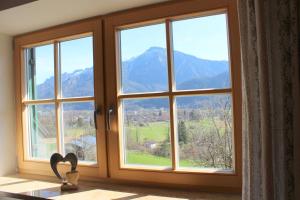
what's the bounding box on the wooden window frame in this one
[104,0,242,192]
[116,13,234,172]
[14,19,108,178]
[14,0,242,192]
[23,34,95,162]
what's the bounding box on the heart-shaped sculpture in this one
[50,153,78,180]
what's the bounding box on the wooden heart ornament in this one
[50,153,78,180]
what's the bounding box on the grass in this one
[126,122,169,142]
[41,119,227,167]
[126,151,171,166]
[125,119,227,144]
[126,151,198,167]
[64,127,95,137]
[124,119,229,168]
[63,118,226,143]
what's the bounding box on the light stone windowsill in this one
[0,174,241,200]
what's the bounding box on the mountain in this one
[37,68,94,99]
[177,71,230,90]
[121,47,229,93]
[36,47,230,108]
[61,68,94,98]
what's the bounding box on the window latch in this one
[94,108,101,130]
[106,106,114,132]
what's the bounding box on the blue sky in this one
[121,13,229,61]
[33,14,229,85]
[35,37,93,84]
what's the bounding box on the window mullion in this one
[54,42,63,155]
[166,19,178,170]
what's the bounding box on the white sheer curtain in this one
[238,0,300,199]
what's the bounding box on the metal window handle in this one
[106,106,114,132]
[94,108,101,130]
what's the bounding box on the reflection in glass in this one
[120,24,168,94]
[122,98,171,167]
[175,95,233,170]
[172,14,231,90]
[28,104,56,159]
[62,102,97,162]
[60,37,94,98]
[26,44,54,100]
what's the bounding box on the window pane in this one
[120,24,168,94]
[122,98,171,167]
[60,37,94,98]
[175,95,233,170]
[28,104,56,159]
[26,44,54,100]
[172,14,231,91]
[62,102,97,162]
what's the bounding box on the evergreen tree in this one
[178,121,188,144]
[158,110,162,117]
[189,110,196,120]
[77,117,84,127]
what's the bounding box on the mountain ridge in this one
[36,47,230,108]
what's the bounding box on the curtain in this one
[238,0,300,199]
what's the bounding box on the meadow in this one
[124,118,230,168]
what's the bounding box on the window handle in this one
[106,106,114,132]
[94,108,101,130]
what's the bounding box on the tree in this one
[178,121,187,144]
[158,110,162,117]
[179,96,233,169]
[189,110,196,120]
[153,133,170,157]
[77,117,84,127]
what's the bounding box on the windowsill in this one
[0,173,241,200]
[121,164,235,174]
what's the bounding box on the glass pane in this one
[60,36,94,98]
[172,14,231,90]
[62,102,97,162]
[28,104,56,159]
[26,44,54,100]
[175,95,233,170]
[122,98,171,167]
[120,24,168,94]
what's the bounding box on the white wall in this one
[0,0,168,35]
[0,34,16,175]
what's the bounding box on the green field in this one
[126,151,198,167]
[126,119,226,143]
[126,122,169,142]
[125,120,208,167]
[37,119,228,168]
[64,127,94,137]
[124,118,229,168]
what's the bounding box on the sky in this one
[121,13,229,61]
[34,37,93,84]
[32,13,229,85]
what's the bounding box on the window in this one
[104,0,241,190]
[24,36,97,162]
[117,13,234,171]
[15,0,241,191]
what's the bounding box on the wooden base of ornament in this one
[61,182,78,191]
[60,171,80,191]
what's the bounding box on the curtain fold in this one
[238,0,300,199]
